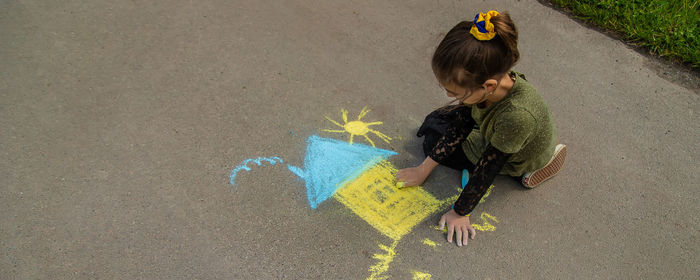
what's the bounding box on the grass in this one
[548,0,700,68]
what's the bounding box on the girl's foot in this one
[521,144,567,188]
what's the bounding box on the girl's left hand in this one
[439,209,476,247]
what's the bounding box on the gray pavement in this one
[2,0,698,279]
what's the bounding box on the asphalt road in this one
[2,0,698,279]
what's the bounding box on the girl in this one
[396,11,567,247]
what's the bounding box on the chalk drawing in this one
[334,160,450,240]
[287,135,397,209]
[411,271,432,280]
[422,238,440,249]
[229,107,504,279]
[323,106,392,148]
[286,133,437,279]
[229,157,284,187]
[470,212,499,232]
[367,240,399,280]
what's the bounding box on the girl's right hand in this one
[396,166,430,187]
[396,156,439,187]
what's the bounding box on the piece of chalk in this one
[461,169,469,189]
[396,181,406,189]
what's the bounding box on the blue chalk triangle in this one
[288,135,397,209]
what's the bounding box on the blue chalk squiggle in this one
[230,156,284,187]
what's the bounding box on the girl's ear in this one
[483,79,499,93]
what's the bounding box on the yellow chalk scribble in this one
[471,212,500,232]
[411,270,432,280]
[323,107,391,148]
[422,238,440,249]
[334,160,445,240]
[367,240,399,280]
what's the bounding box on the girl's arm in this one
[398,108,474,187]
[440,144,511,246]
[453,144,511,215]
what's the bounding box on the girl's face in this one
[441,82,488,105]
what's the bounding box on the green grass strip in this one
[549,0,700,68]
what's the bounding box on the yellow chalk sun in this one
[323,107,391,148]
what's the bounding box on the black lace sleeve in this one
[453,145,512,216]
[425,108,475,162]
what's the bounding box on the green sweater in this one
[462,72,557,176]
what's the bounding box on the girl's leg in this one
[421,123,475,172]
[521,144,567,188]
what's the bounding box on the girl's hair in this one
[432,12,519,90]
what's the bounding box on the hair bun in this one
[470,10,500,41]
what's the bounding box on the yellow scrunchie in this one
[470,10,500,41]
